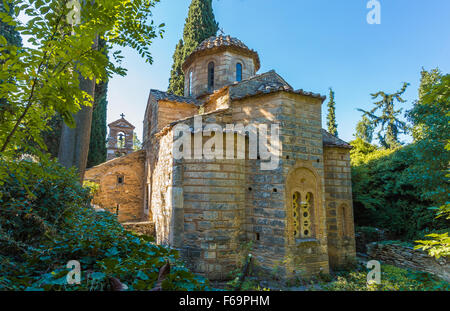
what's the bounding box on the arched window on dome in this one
[188,71,193,96]
[236,63,242,82]
[208,62,214,91]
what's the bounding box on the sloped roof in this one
[183,35,261,72]
[108,117,135,129]
[229,70,326,101]
[321,129,352,149]
[149,89,200,106]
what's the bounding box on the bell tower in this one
[107,114,135,160]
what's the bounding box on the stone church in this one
[85,35,356,280]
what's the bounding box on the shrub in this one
[0,158,209,291]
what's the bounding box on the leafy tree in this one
[358,83,409,149]
[355,115,374,143]
[411,68,443,141]
[167,39,185,96]
[0,0,164,180]
[167,0,218,96]
[133,133,142,151]
[326,88,338,137]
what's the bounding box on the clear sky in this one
[107,0,450,144]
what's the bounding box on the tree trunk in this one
[58,36,98,182]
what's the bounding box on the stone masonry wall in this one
[323,146,356,269]
[367,242,450,282]
[84,150,146,222]
[279,92,329,277]
[185,51,255,98]
[148,128,174,245]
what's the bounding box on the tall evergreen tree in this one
[326,88,338,137]
[87,38,108,168]
[355,115,374,143]
[167,0,219,96]
[411,67,443,141]
[358,82,409,149]
[167,39,185,95]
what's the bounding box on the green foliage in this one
[354,115,375,143]
[323,264,449,291]
[0,157,210,291]
[412,68,443,141]
[350,140,448,239]
[133,133,142,151]
[326,88,338,137]
[0,0,164,161]
[358,82,409,149]
[167,0,218,96]
[0,1,21,47]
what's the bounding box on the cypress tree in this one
[326,88,338,137]
[167,40,185,96]
[167,0,219,96]
[87,71,108,167]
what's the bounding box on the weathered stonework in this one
[84,150,146,222]
[86,35,356,281]
[106,116,135,160]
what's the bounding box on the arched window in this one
[292,191,314,238]
[236,63,242,82]
[116,132,126,148]
[188,71,193,96]
[207,62,214,91]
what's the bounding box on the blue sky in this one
[107,0,450,143]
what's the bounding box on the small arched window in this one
[236,63,242,82]
[292,192,314,238]
[188,71,193,96]
[116,132,126,148]
[207,62,214,91]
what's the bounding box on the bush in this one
[0,158,209,291]
[350,140,449,240]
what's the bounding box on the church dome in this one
[182,35,260,73]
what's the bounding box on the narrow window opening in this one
[188,71,193,96]
[255,233,260,241]
[208,62,214,91]
[117,175,124,184]
[273,188,277,193]
[116,204,120,215]
[236,63,242,82]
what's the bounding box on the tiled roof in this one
[149,89,200,106]
[229,70,326,101]
[322,129,352,149]
[183,35,260,72]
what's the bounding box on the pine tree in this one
[167,0,218,96]
[358,82,409,149]
[326,88,338,137]
[355,115,374,143]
